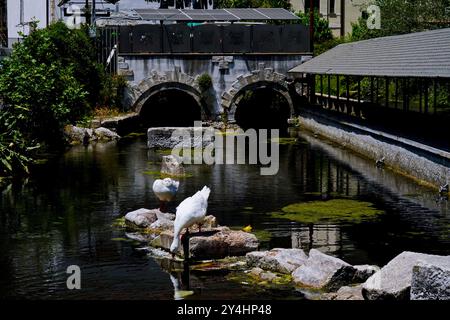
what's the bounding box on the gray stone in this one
[410,262,450,300]
[147,127,215,149]
[151,227,259,259]
[362,251,450,300]
[246,248,308,274]
[93,127,120,141]
[64,125,91,143]
[322,285,364,300]
[292,249,357,291]
[161,155,185,176]
[124,208,158,228]
[353,264,380,283]
[260,271,277,282]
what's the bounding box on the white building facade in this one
[290,0,369,37]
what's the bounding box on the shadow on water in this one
[0,129,448,299]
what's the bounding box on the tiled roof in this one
[289,28,450,78]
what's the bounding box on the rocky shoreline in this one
[122,208,450,300]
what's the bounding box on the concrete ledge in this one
[297,113,450,190]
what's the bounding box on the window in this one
[330,0,336,14]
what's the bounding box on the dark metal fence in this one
[97,27,119,74]
[117,23,310,54]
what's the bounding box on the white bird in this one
[170,186,211,256]
[153,178,180,212]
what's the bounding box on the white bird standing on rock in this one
[153,178,180,212]
[170,186,211,256]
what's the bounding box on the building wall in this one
[291,0,368,37]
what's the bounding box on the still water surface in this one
[0,130,449,299]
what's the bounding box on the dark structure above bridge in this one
[117,23,310,55]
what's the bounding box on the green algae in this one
[226,270,293,288]
[111,217,126,228]
[270,137,298,145]
[251,229,273,242]
[142,170,193,178]
[270,199,384,224]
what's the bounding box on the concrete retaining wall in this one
[297,114,450,190]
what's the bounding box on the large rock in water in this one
[147,127,215,149]
[362,251,450,300]
[151,227,259,260]
[410,262,450,300]
[246,248,308,274]
[161,155,185,176]
[292,249,357,291]
[124,208,158,228]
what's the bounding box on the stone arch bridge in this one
[122,57,309,123]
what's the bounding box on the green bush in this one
[99,74,128,111]
[0,109,39,176]
[197,73,213,92]
[0,21,110,176]
[0,21,102,148]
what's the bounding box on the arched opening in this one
[234,87,291,130]
[139,88,203,127]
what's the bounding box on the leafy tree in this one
[0,21,102,149]
[351,0,450,41]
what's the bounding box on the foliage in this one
[351,0,450,41]
[296,10,332,44]
[314,36,348,56]
[0,21,118,176]
[98,74,127,111]
[197,73,213,92]
[0,109,39,176]
[0,21,102,149]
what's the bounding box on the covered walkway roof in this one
[289,28,450,78]
[134,8,300,22]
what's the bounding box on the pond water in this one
[0,129,449,299]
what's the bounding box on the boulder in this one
[124,208,158,228]
[410,262,450,300]
[93,127,120,141]
[64,125,120,143]
[362,251,450,300]
[147,127,215,149]
[151,227,259,260]
[246,248,308,274]
[292,249,357,291]
[322,285,364,300]
[161,155,185,176]
[353,264,380,283]
[64,125,92,143]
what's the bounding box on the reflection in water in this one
[0,129,449,299]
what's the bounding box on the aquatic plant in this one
[270,199,384,224]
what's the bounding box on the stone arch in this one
[131,67,210,119]
[221,65,294,122]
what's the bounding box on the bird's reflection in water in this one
[169,262,194,300]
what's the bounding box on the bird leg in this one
[198,223,202,233]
